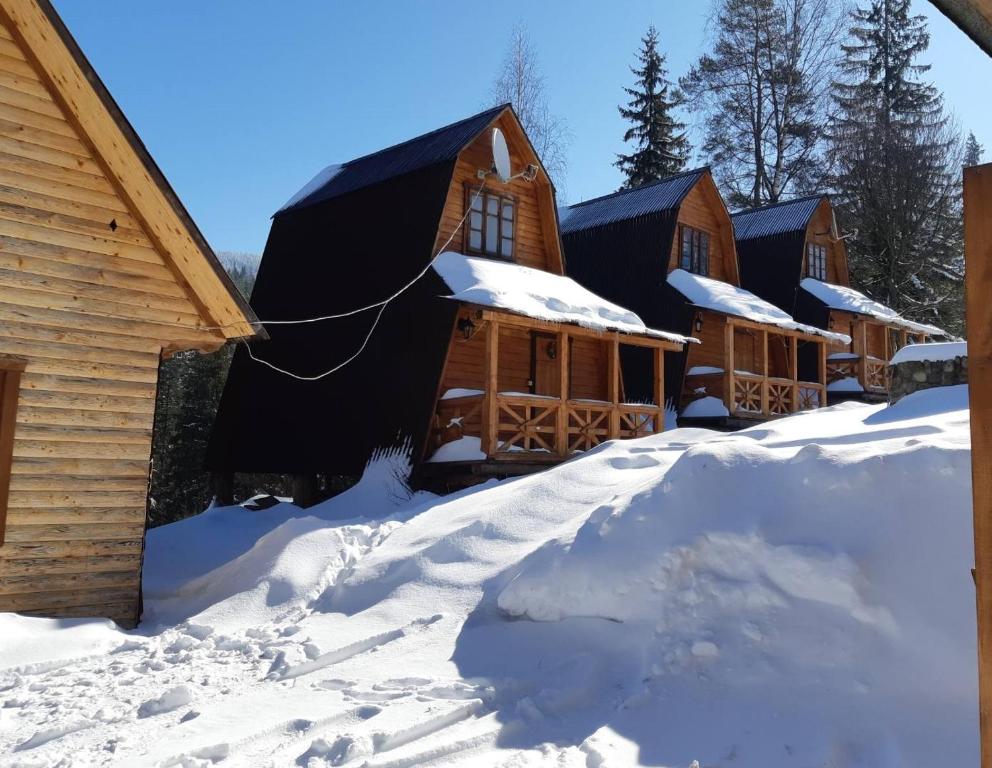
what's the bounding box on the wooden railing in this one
[826,355,888,393]
[432,392,663,459]
[731,373,824,418]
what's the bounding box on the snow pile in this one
[434,251,692,343]
[890,340,967,365]
[277,163,342,212]
[0,388,976,766]
[681,395,729,418]
[670,269,850,343]
[801,278,946,336]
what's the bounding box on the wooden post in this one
[761,330,769,416]
[900,329,908,349]
[556,330,570,456]
[790,335,799,412]
[965,162,992,768]
[653,347,664,432]
[725,320,736,415]
[819,340,828,407]
[607,336,620,439]
[860,320,869,390]
[291,474,318,509]
[482,319,499,456]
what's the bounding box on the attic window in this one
[679,225,710,276]
[465,187,515,260]
[0,357,25,547]
[806,242,827,281]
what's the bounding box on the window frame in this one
[806,242,827,281]
[463,184,516,261]
[0,356,25,547]
[679,224,711,276]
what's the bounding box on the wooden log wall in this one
[434,111,563,274]
[0,18,224,626]
[804,199,850,286]
[666,177,737,284]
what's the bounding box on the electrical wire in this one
[238,180,489,380]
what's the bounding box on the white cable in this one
[241,181,488,379]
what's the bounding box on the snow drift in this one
[0,387,977,767]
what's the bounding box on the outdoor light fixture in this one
[457,317,476,340]
[695,315,703,333]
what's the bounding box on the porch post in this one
[965,162,992,767]
[725,320,736,415]
[900,329,908,348]
[761,330,769,416]
[860,320,869,390]
[482,319,499,456]
[556,330,570,456]
[819,339,828,407]
[607,335,620,439]
[653,346,664,432]
[790,335,799,412]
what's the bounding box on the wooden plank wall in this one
[434,111,560,274]
[683,311,726,370]
[438,310,611,403]
[805,199,850,286]
[0,19,223,626]
[667,180,736,283]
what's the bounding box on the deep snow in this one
[0,387,977,767]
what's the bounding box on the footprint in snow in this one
[609,454,661,470]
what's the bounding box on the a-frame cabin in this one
[560,170,850,427]
[733,195,945,400]
[0,0,259,626]
[208,106,687,494]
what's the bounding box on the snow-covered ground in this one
[0,387,977,767]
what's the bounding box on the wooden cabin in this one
[733,195,945,400]
[208,106,687,494]
[560,170,850,427]
[0,0,259,626]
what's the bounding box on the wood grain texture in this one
[965,162,992,768]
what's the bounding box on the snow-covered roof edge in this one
[433,252,694,345]
[668,270,851,345]
[800,278,946,337]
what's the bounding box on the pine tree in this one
[830,0,964,334]
[615,26,690,189]
[965,131,985,167]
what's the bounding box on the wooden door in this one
[531,332,561,397]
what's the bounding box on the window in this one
[806,242,827,280]
[679,225,710,275]
[0,357,24,546]
[466,187,515,260]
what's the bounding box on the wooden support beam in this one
[556,330,569,456]
[474,308,683,351]
[482,320,499,456]
[761,330,769,416]
[607,337,620,439]
[725,320,736,415]
[653,347,664,431]
[819,340,828,407]
[965,162,992,768]
[211,472,233,508]
[790,336,799,413]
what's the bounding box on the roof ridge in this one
[731,193,826,218]
[565,166,709,211]
[339,103,508,170]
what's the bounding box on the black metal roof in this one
[731,195,825,241]
[558,168,708,234]
[277,104,509,215]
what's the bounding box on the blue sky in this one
[53,0,992,255]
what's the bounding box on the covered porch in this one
[682,315,828,421]
[428,308,682,465]
[825,314,931,398]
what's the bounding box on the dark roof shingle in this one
[731,195,824,241]
[558,168,707,234]
[277,104,508,215]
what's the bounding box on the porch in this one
[825,314,931,397]
[681,316,828,421]
[427,309,680,463]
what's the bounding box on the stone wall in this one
[889,355,968,403]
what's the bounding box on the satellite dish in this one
[492,128,511,182]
